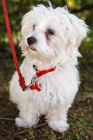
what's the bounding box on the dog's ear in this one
[66,14,89,48]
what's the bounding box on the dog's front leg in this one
[46,105,69,132]
[15,101,40,128]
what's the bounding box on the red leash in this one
[1,0,26,90]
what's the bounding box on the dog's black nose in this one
[27,37,36,45]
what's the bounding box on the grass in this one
[0,43,93,140]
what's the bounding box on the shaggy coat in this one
[9,4,88,132]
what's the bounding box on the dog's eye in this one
[33,24,35,30]
[47,29,55,35]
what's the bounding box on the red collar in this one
[26,65,56,92]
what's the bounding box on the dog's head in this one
[20,4,89,65]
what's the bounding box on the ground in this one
[0,44,93,140]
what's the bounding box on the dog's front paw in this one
[15,117,26,127]
[15,117,38,128]
[48,121,69,132]
[15,117,33,128]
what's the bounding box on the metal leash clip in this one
[25,76,38,90]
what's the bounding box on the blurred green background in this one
[0,0,93,46]
[0,0,93,140]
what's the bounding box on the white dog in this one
[9,3,88,132]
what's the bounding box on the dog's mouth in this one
[29,46,37,51]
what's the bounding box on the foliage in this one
[0,0,93,44]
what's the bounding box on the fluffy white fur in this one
[9,4,88,132]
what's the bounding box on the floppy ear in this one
[66,14,89,48]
